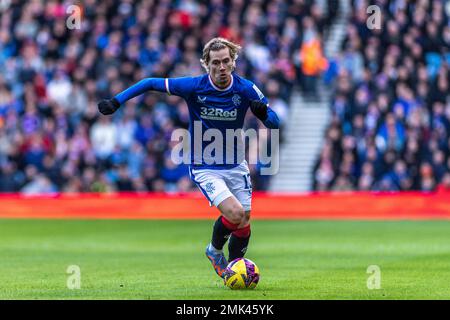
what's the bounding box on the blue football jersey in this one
[114,73,279,169]
[166,73,270,169]
[165,73,267,169]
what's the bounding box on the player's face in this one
[208,48,234,88]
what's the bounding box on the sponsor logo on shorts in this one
[205,182,216,195]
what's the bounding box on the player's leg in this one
[212,195,245,251]
[204,195,246,278]
[189,167,237,278]
[225,161,253,262]
[228,210,251,262]
[206,192,245,278]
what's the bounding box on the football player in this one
[98,37,280,278]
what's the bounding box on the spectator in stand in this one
[0,0,338,194]
[314,0,450,193]
[297,17,329,100]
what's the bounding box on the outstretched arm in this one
[115,78,167,105]
[98,77,195,115]
[98,78,167,115]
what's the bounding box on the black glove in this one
[98,98,120,115]
[250,100,268,121]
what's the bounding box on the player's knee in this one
[226,205,245,225]
[244,211,250,222]
[239,211,250,228]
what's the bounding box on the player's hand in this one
[250,100,268,121]
[98,98,120,115]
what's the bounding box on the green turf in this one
[0,219,449,299]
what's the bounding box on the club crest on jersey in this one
[197,96,207,104]
[232,94,241,106]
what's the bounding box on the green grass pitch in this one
[0,219,449,299]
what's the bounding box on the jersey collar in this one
[208,74,234,91]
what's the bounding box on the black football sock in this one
[228,225,251,262]
[211,216,238,251]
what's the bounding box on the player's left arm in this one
[248,84,280,129]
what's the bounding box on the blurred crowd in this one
[0,0,336,194]
[314,0,450,192]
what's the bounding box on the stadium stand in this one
[0,0,337,193]
[313,0,450,192]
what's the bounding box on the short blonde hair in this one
[200,37,242,72]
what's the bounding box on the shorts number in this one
[242,174,252,190]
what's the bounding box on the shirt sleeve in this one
[114,78,166,105]
[248,82,269,105]
[114,77,197,105]
[263,108,280,129]
[167,77,197,99]
[247,82,280,129]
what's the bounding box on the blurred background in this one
[0,0,449,195]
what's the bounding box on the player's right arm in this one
[98,77,196,115]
